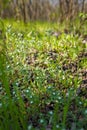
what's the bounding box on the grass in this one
[0,17,87,130]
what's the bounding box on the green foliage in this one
[0,19,27,130]
[0,19,87,130]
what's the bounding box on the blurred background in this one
[0,0,87,23]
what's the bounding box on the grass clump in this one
[0,19,27,130]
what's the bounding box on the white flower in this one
[30,101,33,104]
[26,89,29,93]
[58,96,62,100]
[79,101,82,105]
[30,95,33,99]
[53,92,56,95]
[6,65,10,69]
[13,91,15,95]
[40,119,44,123]
[16,82,19,86]
[48,86,51,89]
[49,111,53,115]
[56,125,59,128]
[62,76,65,79]
[66,92,69,97]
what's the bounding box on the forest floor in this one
[0,20,87,130]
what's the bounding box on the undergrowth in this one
[0,15,87,130]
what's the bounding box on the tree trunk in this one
[82,0,85,12]
[22,0,26,23]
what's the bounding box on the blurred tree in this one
[81,0,85,12]
[22,0,26,23]
[0,0,10,17]
[59,0,80,21]
[28,0,32,20]
[0,0,87,22]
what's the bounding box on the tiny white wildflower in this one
[16,62,19,65]
[58,96,62,100]
[26,90,29,93]
[30,95,32,98]
[56,125,59,128]
[62,76,65,79]
[49,111,53,115]
[30,101,33,104]
[13,91,15,95]
[6,65,10,69]
[79,101,82,105]
[16,82,19,86]
[66,92,69,97]
[40,119,44,123]
[53,92,56,95]
[48,86,51,89]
